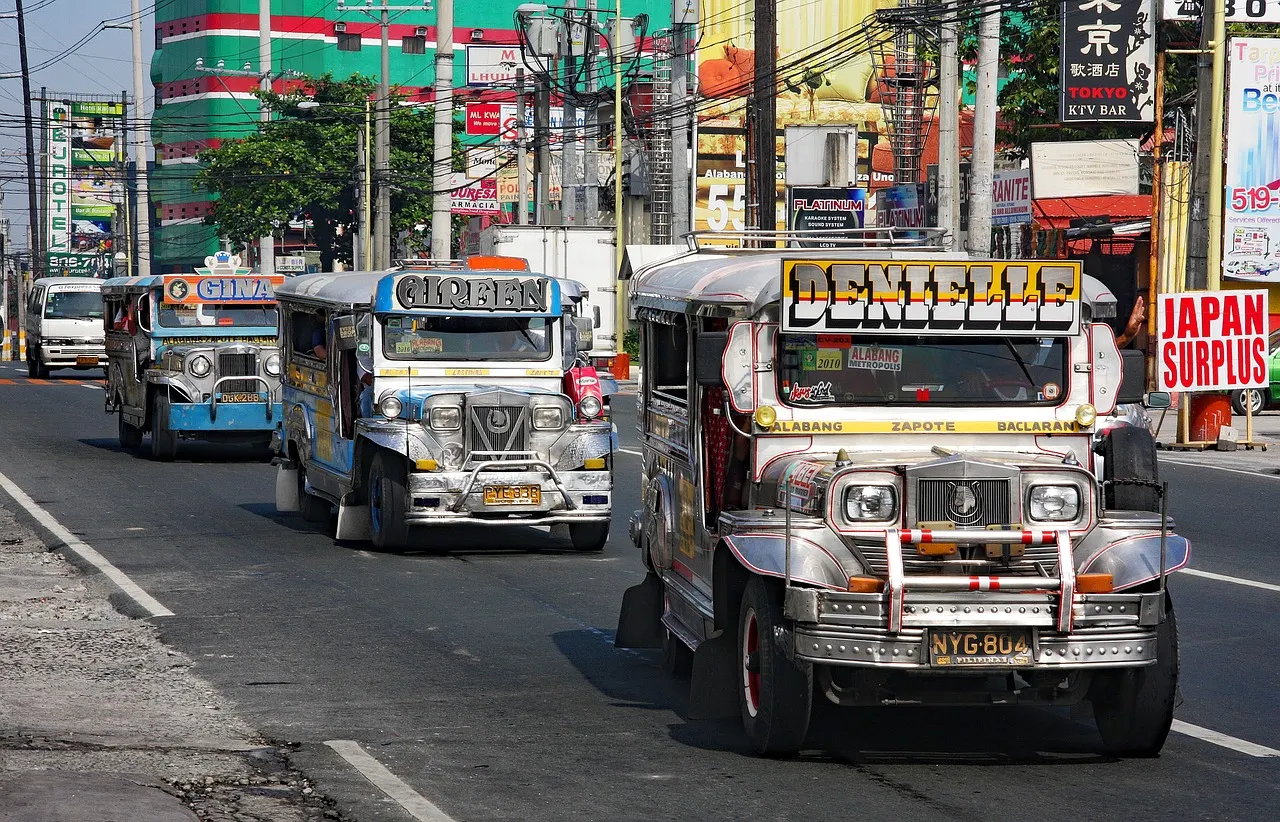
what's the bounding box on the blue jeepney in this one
[272,259,616,551]
[102,253,284,460]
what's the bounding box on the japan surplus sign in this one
[1157,291,1269,392]
[1060,0,1156,123]
[1223,38,1280,282]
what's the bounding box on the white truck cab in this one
[25,277,108,377]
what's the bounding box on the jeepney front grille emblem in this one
[467,404,528,455]
[918,479,1009,528]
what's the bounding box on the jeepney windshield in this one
[381,314,553,361]
[156,301,278,329]
[777,333,1068,407]
[44,290,104,321]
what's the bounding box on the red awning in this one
[1033,194,1152,229]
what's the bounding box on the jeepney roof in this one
[102,274,166,295]
[34,276,104,289]
[274,269,589,311]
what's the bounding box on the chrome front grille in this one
[466,404,528,457]
[917,479,1011,528]
[218,351,258,393]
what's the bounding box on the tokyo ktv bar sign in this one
[1059,0,1156,124]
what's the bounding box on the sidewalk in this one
[1153,407,1280,476]
[0,500,341,820]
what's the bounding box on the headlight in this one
[844,485,897,522]
[264,353,281,376]
[578,395,602,420]
[1027,485,1080,522]
[379,395,403,420]
[533,406,565,430]
[429,405,462,430]
[188,355,211,377]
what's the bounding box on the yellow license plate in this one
[483,485,542,505]
[76,355,98,365]
[930,629,1032,667]
[221,392,262,403]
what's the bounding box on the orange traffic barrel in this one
[1189,393,1232,442]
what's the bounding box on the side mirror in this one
[1118,348,1146,404]
[593,304,601,329]
[1143,391,1171,409]
[695,331,729,387]
[573,316,594,350]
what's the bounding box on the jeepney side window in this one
[648,318,689,405]
[291,310,327,363]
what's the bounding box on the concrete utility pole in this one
[257,0,274,276]
[562,2,579,225]
[429,0,454,260]
[937,0,960,251]
[751,0,777,235]
[583,0,600,225]
[1206,0,1227,289]
[536,70,552,225]
[967,3,1000,256]
[517,68,531,225]
[14,0,40,285]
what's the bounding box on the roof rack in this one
[393,258,468,270]
[683,228,948,252]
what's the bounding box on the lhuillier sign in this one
[1157,291,1270,392]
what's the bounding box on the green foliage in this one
[623,327,640,360]
[197,74,464,269]
[959,4,1198,160]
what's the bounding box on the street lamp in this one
[296,100,374,270]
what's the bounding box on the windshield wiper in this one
[1002,340,1036,386]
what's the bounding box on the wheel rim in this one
[742,607,761,718]
[1251,390,1263,414]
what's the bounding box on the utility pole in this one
[583,0,599,225]
[562,3,580,225]
[751,0,777,236]
[1206,0,1227,289]
[968,3,1000,256]
[258,0,274,275]
[536,70,552,225]
[429,0,454,260]
[670,9,693,238]
[1185,2,1214,290]
[517,68,531,225]
[937,0,960,251]
[15,0,40,288]
[126,0,153,276]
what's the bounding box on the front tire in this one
[368,451,410,551]
[1102,425,1159,511]
[149,393,178,462]
[569,521,609,552]
[117,412,142,451]
[739,576,812,756]
[1091,595,1179,757]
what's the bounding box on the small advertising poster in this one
[875,184,925,229]
[1157,291,1270,392]
[1224,38,1280,282]
[1059,0,1156,124]
[991,169,1033,226]
[787,187,866,247]
[448,174,500,215]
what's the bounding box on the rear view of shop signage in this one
[1223,38,1280,282]
[781,259,1080,334]
[1060,0,1156,123]
[1157,291,1270,392]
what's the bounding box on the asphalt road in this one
[0,362,1277,821]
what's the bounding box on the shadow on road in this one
[79,438,273,464]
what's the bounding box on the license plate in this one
[220,392,262,403]
[76,355,98,365]
[483,485,542,505]
[930,629,1032,667]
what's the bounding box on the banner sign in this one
[466,103,502,136]
[1224,38,1280,281]
[70,100,125,118]
[387,274,558,315]
[1163,0,1280,23]
[449,175,500,215]
[780,259,1082,335]
[1157,291,1269,391]
[466,45,522,86]
[992,169,1033,226]
[875,184,925,229]
[787,187,866,246]
[46,251,107,277]
[45,100,72,256]
[925,162,971,231]
[163,275,284,305]
[1030,139,1140,198]
[1060,0,1156,123]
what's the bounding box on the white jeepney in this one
[616,232,1185,757]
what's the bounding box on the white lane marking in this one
[1172,720,1280,757]
[81,383,100,389]
[618,447,641,456]
[1159,457,1280,480]
[324,740,456,822]
[0,469,174,618]
[1181,567,1280,593]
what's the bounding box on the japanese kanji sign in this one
[1060,0,1156,124]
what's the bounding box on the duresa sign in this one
[1157,291,1270,392]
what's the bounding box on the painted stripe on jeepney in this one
[968,576,1001,591]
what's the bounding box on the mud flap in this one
[336,503,371,541]
[275,466,300,513]
[615,572,664,649]
[688,629,739,719]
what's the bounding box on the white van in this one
[25,277,108,378]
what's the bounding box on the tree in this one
[197,74,463,269]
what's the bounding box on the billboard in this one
[787,187,866,246]
[43,95,127,274]
[1030,139,1141,198]
[693,0,889,239]
[1224,38,1280,282]
[1162,0,1280,23]
[1157,292,1270,392]
[44,100,72,257]
[466,45,523,86]
[1059,0,1156,124]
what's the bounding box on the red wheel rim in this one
[743,608,760,717]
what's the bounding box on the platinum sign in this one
[45,100,72,255]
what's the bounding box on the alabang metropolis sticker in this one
[780,259,1081,335]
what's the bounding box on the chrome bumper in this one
[404,460,611,525]
[40,344,106,367]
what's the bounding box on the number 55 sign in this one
[1163,0,1280,22]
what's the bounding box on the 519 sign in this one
[1231,186,1279,211]
[1162,0,1280,23]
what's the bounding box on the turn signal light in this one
[583,457,606,470]
[846,576,885,593]
[754,405,777,430]
[1076,573,1114,593]
[414,459,439,471]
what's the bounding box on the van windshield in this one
[44,290,104,321]
[157,302,278,329]
[778,333,1068,407]
[382,315,552,361]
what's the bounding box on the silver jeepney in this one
[616,231,1184,757]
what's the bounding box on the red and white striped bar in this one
[901,529,1057,545]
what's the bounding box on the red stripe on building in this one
[158,139,222,161]
[158,14,519,44]
[159,75,313,101]
[161,201,215,221]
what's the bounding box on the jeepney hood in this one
[387,383,566,416]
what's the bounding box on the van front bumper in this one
[403,464,612,525]
[39,344,106,368]
[167,400,282,433]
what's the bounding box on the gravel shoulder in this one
[0,498,347,821]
